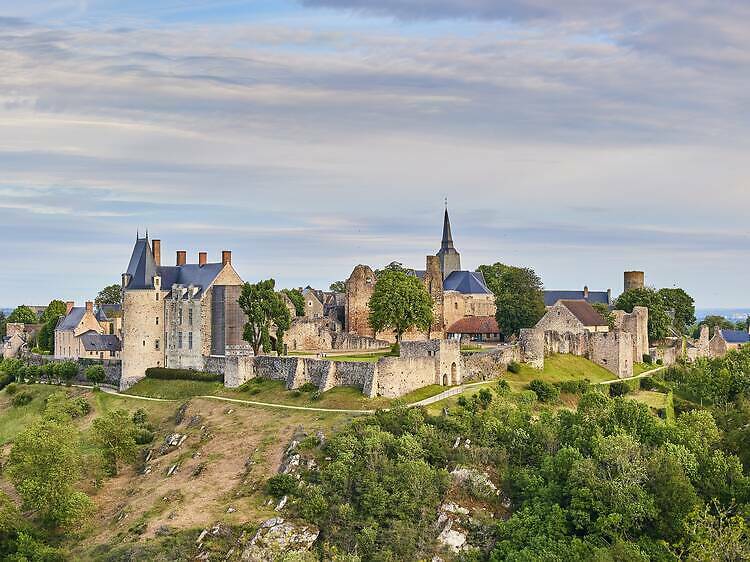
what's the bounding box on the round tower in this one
[624,271,645,291]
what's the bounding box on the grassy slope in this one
[508,354,618,385]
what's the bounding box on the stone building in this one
[446,316,501,342]
[2,324,31,359]
[54,301,120,359]
[536,300,610,334]
[709,328,750,357]
[302,287,324,319]
[120,236,246,388]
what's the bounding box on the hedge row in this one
[145,367,223,382]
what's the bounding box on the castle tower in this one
[424,255,445,338]
[624,271,645,291]
[437,206,461,280]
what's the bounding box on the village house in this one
[55,301,121,360]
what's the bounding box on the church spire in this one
[441,203,454,250]
[437,201,460,279]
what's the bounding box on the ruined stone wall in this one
[331,333,390,351]
[543,331,589,356]
[612,306,649,364]
[376,356,438,398]
[709,334,728,358]
[345,265,376,337]
[590,331,633,378]
[25,353,122,387]
[519,329,544,369]
[425,255,445,338]
[286,318,334,351]
[649,344,680,366]
[696,326,710,358]
[463,344,520,381]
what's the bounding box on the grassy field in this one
[630,390,669,409]
[123,378,225,400]
[633,363,654,376]
[507,354,617,385]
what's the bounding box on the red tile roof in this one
[446,316,500,335]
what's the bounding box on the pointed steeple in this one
[441,206,454,250]
[436,202,461,280]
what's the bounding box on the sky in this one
[1,1,749,308]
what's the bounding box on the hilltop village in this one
[3,208,746,398]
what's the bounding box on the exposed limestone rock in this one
[240,517,319,561]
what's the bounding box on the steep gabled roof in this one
[56,307,86,332]
[544,290,610,307]
[558,300,607,327]
[443,270,492,295]
[719,329,750,344]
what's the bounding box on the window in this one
[188,332,193,350]
[189,308,193,325]
[178,307,183,325]
[156,293,159,301]
[178,332,183,349]
[156,316,159,325]
[142,340,145,347]
[155,339,160,350]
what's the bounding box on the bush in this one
[299,383,317,393]
[389,342,400,357]
[44,392,90,419]
[656,359,663,365]
[310,390,322,401]
[84,365,106,386]
[609,381,631,397]
[556,379,590,395]
[515,390,537,406]
[507,361,521,374]
[477,388,493,409]
[266,473,297,498]
[496,379,511,395]
[145,367,222,383]
[290,390,303,398]
[132,409,148,425]
[12,391,33,407]
[528,379,559,403]
[57,361,79,385]
[4,382,18,395]
[0,373,15,392]
[134,428,155,445]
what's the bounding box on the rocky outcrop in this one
[240,517,319,561]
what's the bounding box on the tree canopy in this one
[7,305,37,325]
[658,288,697,335]
[281,288,305,317]
[329,280,346,293]
[615,287,673,341]
[239,279,292,355]
[479,262,546,338]
[37,300,68,352]
[95,283,122,306]
[92,409,139,476]
[0,311,6,339]
[368,269,433,342]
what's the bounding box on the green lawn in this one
[508,354,618,385]
[123,378,225,400]
[633,363,653,376]
[630,390,669,409]
[0,385,61,445]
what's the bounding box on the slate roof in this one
[443,270,492,295]
[80,331,122,352]
[558,300,608,327]
[446,316,500,335]
[544,290,611,307]
[56,307,86,332]
[719,329,750,344]
[124,237,226,298]
[98,304,122,319]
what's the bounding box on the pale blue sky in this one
[1,1,749,308]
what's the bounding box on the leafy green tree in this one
[56,361,78,385]
[368,269,433,343]
[41,300,66,324]
[658,288,696,335]
[485,264,546,338]
[374,261,411,278]
[281,288,305,317]
[678,502,750,561]
[239,279,292,355]
[7,306,37,325]
[693,315,736,338]
[95,284,122,306]
[0,311,7,339]
[84,365,106,387]
[92,409,140,476]
[36,299,67,353]
[615,287,672,341]
[329,281,346,293]
[6,418,92,527]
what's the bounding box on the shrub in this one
[477,388,493,409]
[310,390,322,401]
[609,381,631,397]
[556,379,590,395]
[248,386,261,395]
[4,382,18,395]
[145,367,222,383]
[290,390,303,398]
[656,359,663,365]
[496,379,511,395]
[0,373,16,392]
[56,361,79,385]
[12,391,33,407]
[132,409,148,425]
[528,379,559,403]
[515,390,537,406]
[299,383,317,393]
[134,428,155,445]
[643,354,653,364]
[507,361,521,374]
[84,365,106,386]
[266,473,297,498]
[389,342,400,357]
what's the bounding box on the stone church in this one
[345,208,496,343]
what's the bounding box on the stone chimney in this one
[222,250,232,266]
[199,252,207,267]
[176,251,187,266]
[85,301,93,314]
[66,301,74,315]
[583,285,589,299]
[152,239,161,266]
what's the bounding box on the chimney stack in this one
[583,285,589,299]
[222,250,232,266]
[199,252,207,266]
[152,239,161,266]
[66,301,74,315]
[176,251,186,266]
[85,301,93,314]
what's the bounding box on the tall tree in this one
[7,305,37,325]
[329,281,346,293]
[615,287,672,341]
[95,284,122,306]
[281,288,305,317]
[38,299,67,352]
[658,288,696,335]
[6,418,92,527]
[92,410,139,476]
[368,269,433,343]
[239,279,292,355]
[481,264,545,338]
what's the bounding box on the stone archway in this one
[442,373,449,386]
[450,362,458,385]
